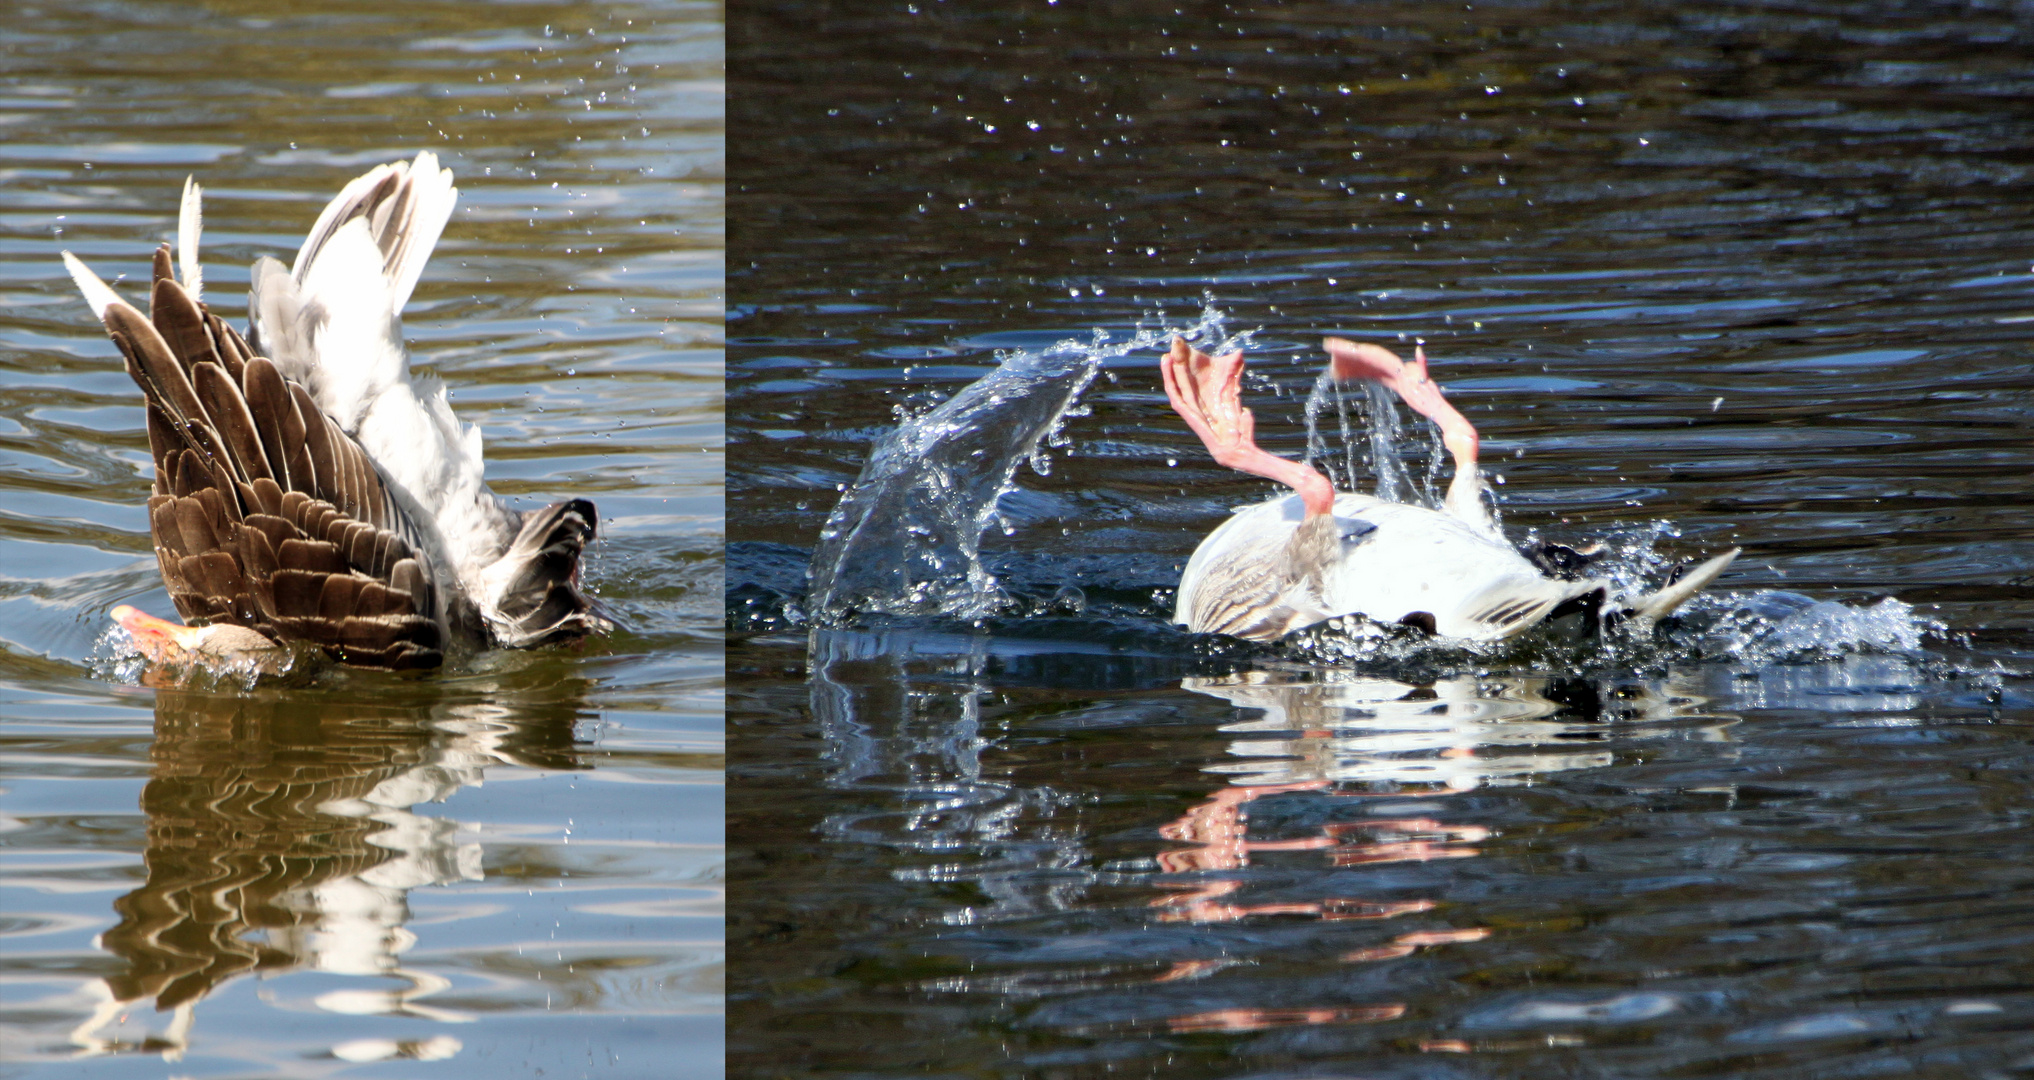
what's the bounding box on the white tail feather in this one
[297,217,406,428]
[178,176,203,302]
[382,153,456,315]
[289,150,457,318]
[60,252,124,320]
[1624,548,1740,623]
[290,163,396,282]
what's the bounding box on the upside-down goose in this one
[65,152,612,671]
[1162,336,1736,643]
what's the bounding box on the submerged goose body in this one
[1178,492,1604,641]
[66,152,611,670]
[1164,336,1735,643]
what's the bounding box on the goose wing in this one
[67,248,447,670]
[1175,500,1366,640]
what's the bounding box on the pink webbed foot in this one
[1321,337,1490,531]
[1161,337,1334,517]
[1322,338,1479,469]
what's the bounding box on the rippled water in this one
[0,2,722,1075]
[731,2,2034,1075]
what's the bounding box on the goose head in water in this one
[65,154,615,672]
[109,605,287,676]
[1161,336,1737,643]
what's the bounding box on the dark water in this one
[0,2,722,1076]
[730,2,2034,1076]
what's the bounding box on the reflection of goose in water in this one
[1138,670,1735,1033]
[62,153,609,672]
[1162,336,1737,642]
[1186,668,1733,789]
[798,628,1739,1038]
[805,627,1091,919]
[66,681,591,1063]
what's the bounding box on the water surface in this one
[731,2,2034,1075]
[0,2,723,1075]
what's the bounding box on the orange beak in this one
[110,605,200,663]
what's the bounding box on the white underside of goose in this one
[1177,492,1600,641]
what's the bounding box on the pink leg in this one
[1321,338,1489,530]
[1161,337,1334,518]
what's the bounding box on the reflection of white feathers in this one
[1187,670,1730,790]
[294,759,487,984]
[65,696,526,1056]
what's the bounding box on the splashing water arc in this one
[808,310,1236,621]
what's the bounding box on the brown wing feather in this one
[92,270,447,670]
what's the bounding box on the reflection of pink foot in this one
[1162,337,1335,517]
[1343,926,1491,964]
[1323,337,1488,529]
[1167,1004,1406,1034]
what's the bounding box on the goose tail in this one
[1619,548,1740,624]
[478,499,617,647]
[247,150,458,424]
[288,150,457,316]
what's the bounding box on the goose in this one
[64,152,612,671]
[1161,335,1736,643]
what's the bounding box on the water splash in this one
[1305,372,1419,505]
[86,622,308,691]
[1694,591,1940,664]
[1280,586,1944,673]
[1300,354,1487,533]
[807,305,1236,623]
[86,624,150,686]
